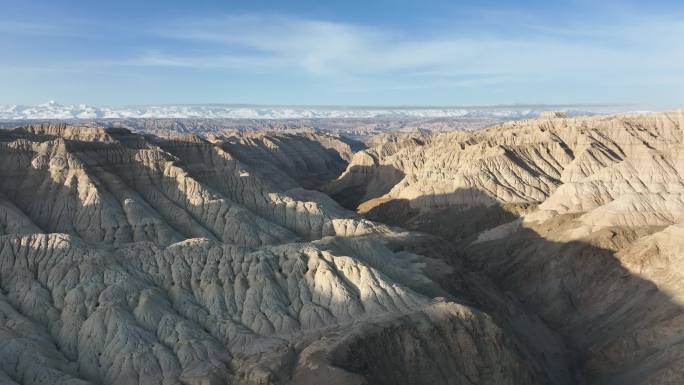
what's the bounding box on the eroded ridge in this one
[0,124,560,385]
[329,109,684,384]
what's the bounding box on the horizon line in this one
[5,101,641,109]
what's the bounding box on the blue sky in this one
[1,0,683,108]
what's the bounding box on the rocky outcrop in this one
[331,109,684,385]
[0,124,569,385]
[4,109,684,385]
[0,231,549,385]
[219,131,355,189]
[0,126,382,247]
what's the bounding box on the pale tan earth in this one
[0,116,503,139]
[329,109,684,385]
[0,123,561,385]
[0,109,683,385]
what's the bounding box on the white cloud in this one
[3,10,683,107]
[139,13,684,81]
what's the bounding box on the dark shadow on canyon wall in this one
[327,165,406,210]
[326,165,684,385]
[333,133,367,153]
[3,127,683,385]
[361,189,532,243]
[220,133,351,190]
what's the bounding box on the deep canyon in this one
[0,109,683,385]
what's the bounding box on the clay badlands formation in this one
[0,109,683,385]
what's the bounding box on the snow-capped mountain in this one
[0,101,633,120]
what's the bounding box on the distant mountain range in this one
[0,100,639,120]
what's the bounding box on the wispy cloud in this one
[128,13,684,82]
[2,8,683,107]
[10,12,684,82]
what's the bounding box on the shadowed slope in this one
[327,109,684,385]
[0,124,572,385]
